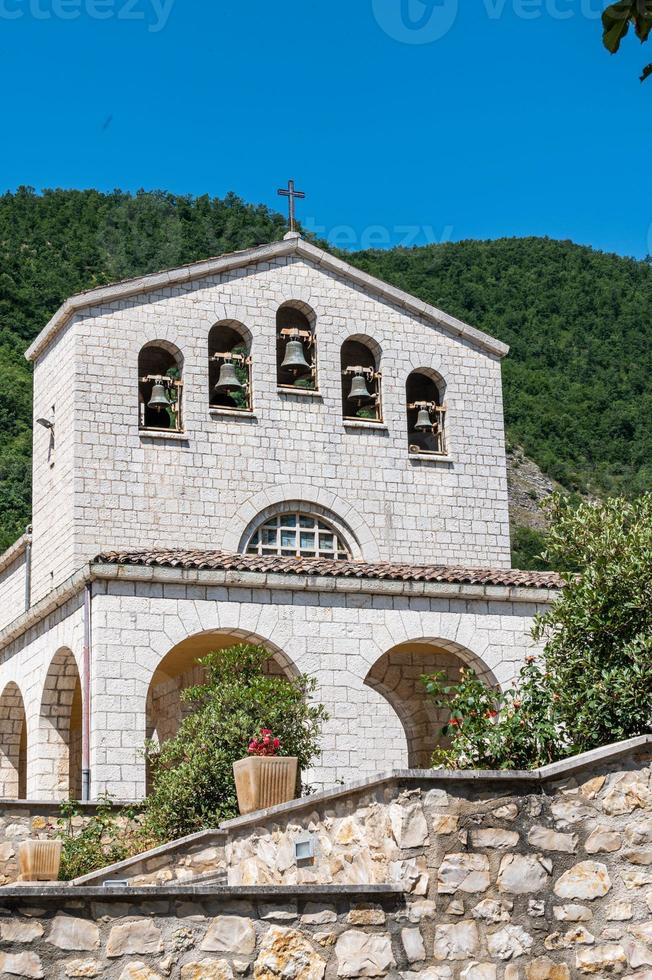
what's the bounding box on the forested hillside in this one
[1,188,650,563]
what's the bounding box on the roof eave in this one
[25,236,509,363]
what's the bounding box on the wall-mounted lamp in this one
[294,835,316,863]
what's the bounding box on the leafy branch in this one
[602,0,652,80]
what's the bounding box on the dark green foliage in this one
[510,526,549,572]
[348,239,652,498]
[602,1,652,80]
[0,189,651,555]
[424,493,652,770]
[143,644,328,841]
[532,493,652,754]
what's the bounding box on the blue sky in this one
[0,0,649,257]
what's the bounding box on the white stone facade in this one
[28,238,511,604]
[0,564,552,800]
[0,237,560,801]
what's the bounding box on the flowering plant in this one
[422,659,560,771]
[247,728,281,757]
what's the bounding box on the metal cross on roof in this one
[277,179,305,233]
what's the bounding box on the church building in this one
[0,229,561,803]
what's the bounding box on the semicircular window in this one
[245,514,350,560]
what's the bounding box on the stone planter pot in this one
[18,839,62,882]
[233,756,298,815]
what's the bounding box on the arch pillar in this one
[31,649,82,801]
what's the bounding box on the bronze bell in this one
[214,360,243,392]
[148,382,171,411]
[281,338,311,373]
[415,407,433,431]
[348,373,373,403]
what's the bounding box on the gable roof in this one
[25,234,509,362]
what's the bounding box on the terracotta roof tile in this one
[94,549,564,590]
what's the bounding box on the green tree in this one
[423,493,652,769]
[143,644,328,840]
[532,493,652,752]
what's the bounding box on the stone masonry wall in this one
[0,886,407,980]
[29,251,511,604]
[0,541,27,634]
[86,579,548,799]
[69,741,652,977]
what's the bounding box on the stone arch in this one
[0,682,27,798]
[145,629,298,792]
[38,648,82,800]
[364,638,499,768]
[221,484,380,560]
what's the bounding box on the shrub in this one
[423,660,559,771]
[55,796,150,880]
[143,643,328,840]
[424,493,652,770]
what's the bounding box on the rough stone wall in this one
[0,890,408,980]
[69,743,652,978]
[217,752,652,976]
[30,252,511,602]
[2,748,652,977]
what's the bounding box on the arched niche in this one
[0,682,27,799]
[38,648,83,800]
[341,335,383,422]
[145,630,297,792]
[276,302,317,390]
[406,368,447,456]
[138,340,184,431]
[208,320,253,412]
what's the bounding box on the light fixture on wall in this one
[294,835,316,863]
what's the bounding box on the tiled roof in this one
[94,549,564,590]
